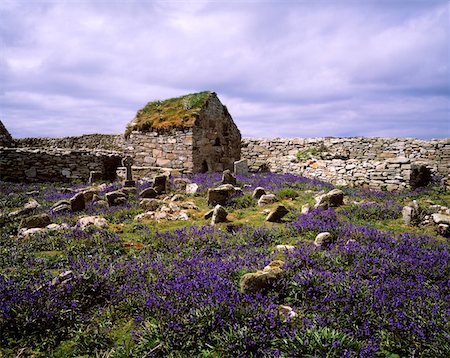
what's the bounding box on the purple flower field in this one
[0,173,449,357]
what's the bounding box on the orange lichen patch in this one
[125,91,212,136]
[123,242,145,249]
[311,162,319,169]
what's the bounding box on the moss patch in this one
[126,91,212,136]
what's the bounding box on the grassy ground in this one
[0,174,449,357]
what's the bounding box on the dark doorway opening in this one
[201,160,209,173]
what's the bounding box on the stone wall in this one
[0,120,14,147]
[242,137,450,190]
[124,128,194,171]
[0,147,122,182]
[193,94,241,172]
[15,134,123,151]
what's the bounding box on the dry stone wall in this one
[15,134,123,151]
[242,137,450,190]
[0,147,122,182]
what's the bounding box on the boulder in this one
[221,169,237,185]
[82,189,98,201]
[204,209,214,220]
[314,189,344,209]
[51,200,72,213]
[186,183,199,194]
[266,205,289,222]
[139,198,162,211]
[278,305,298,322]
[153,175,169,194]
[19,213,51,229]
[274,244,296,253]
[171,194,184,202]
[106,190,127,206]
[432,213,450,225]
[77,216,109,230]
[8,198,41,217]
[438,224,450,237]
[180,201,199,210]
[93,200,108,208]
[140,187,158,199]
[258,194,278,206]
[211,205,228,225]
[239,260,284,294]
[252,187,266,200]
[207,184,236,206]
[314,232,334,247]
[70,192,86,212]
[173,178,191,192]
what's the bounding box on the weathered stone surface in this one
[432,213,450,225]
[278,305,298,322]
[186,183,199,194]
[314,232,334,247]
[105,190,127,206]
[257,194,278,206]
[266,205,289,222]
[140,187,158,198]
[221,169,237,185]
[239,260,284,294]
[234,159,249,176]
[139,198,162,211]
[211,205,228,224]
[402,206,416,225]
[8,199,41,218]
[274,244,296,253]
[207,185,236,206]
[89,171,102,184]
[314,189,344,209]
[77,216,109,230]
[173,178,191,191]
[51,200,71,213]
[19,213,51,229]
[301,204,310,214]
[153,175,168,194]
[438,224,450,237]
[171,194,184,202]
[252,187,266,200]
[70,192,86,212]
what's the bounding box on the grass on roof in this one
[126,91,212,135]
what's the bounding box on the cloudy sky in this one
[0,0,448,139]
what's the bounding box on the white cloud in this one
[0,0,448,139]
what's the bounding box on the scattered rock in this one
[105,190,127,206]
[314,232,334,247]
[221,169,237,185]
[70,192,86,212]
[278,305,298,322]
[211,205,228,224]
[314,189,344,209]
[82,189,98,201]
[207,184,237,206]
[77,216,109,230]
[266,205,289,222]
[437,224,450,237]
[186,183,199,194]
[8,198,41,217]
[121,187,137,195]
[301,204,310,214]
[252,187,266,200]
[431,213,450,225]
[153,175,169,194]
[402,206,416,225]
[274,244,296,253]
[139,198,162,211]
[258,194,278,206]
[204,209,214,220]
[93,200,108,208]
[140,187,158,199]
[25,190,40,196]
[18,227,46,238]
[51,200,72,213]
[240,260,284,294]
[19,213,51,229]
[180,201,199,210]
[171,194,184,202]
[173,178,191,191]
[50,270,74,287]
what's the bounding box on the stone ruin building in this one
[0,91,449,191]
[124,91,241,173]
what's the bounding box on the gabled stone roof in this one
[0,120,14,147]
[125,91,213,136]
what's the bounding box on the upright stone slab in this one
[153,175,168,194]
[234,159,248,176]
[122,156,136,187]
[221,169,237,185]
